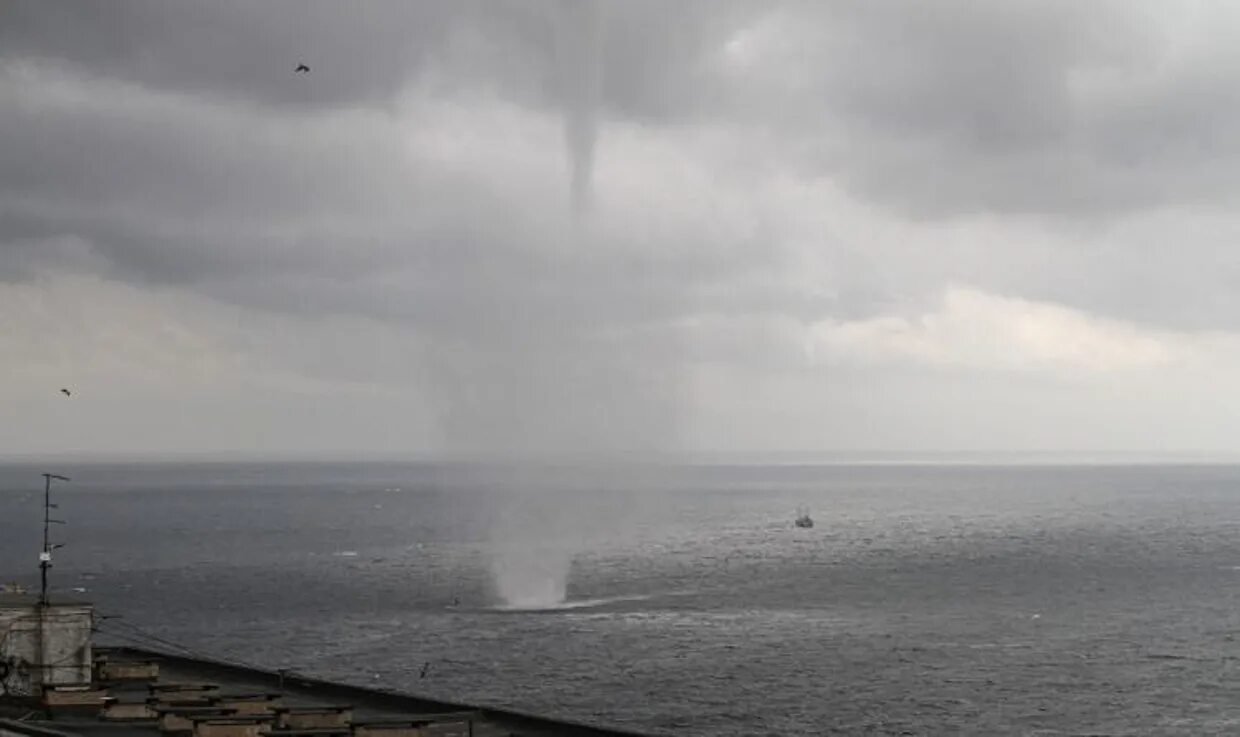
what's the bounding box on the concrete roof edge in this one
[0,718,82,737]
[105,645,663,737]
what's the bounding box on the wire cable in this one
[94,618,281,676]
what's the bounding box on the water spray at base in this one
[483,474,581,610]
[490,542,572,610]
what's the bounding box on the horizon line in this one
[5,449,1240,467]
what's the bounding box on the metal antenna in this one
[39,473,70,606]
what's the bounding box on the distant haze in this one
[7,1,1240,458]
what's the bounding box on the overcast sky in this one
[7,0,1240,459]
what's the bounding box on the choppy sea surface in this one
[5,462,1240,735]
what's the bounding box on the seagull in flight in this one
[60,388,71,397]
[295,64,310,73]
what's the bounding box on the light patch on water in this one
[490,593,655,613]
[490,544,571,608]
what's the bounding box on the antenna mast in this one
[39,472,70,606]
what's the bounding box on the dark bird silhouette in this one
[60,388,71,397]
[295,64,310,73]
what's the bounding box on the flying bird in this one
[295,64,310,73]
[60,388,71,397]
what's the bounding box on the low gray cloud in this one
[8,0,1240,456]
[0,0,455,109]
[736,2,1240,219]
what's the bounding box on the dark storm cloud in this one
[0,52,774,329]
[0,0,753,115]
[9,1,1240,268]
[741,2,1240,218]
[0,0,455,109]
[0,0,761,290]
[11,0,1240,456]
[1,0,750,455]
[7,0,1239,338]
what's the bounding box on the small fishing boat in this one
[794,507,813,528]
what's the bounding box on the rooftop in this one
[0,646,658,737]
[0,594,90,609]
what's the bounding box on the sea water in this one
[3,461,1240,735]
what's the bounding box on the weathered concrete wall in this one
[0,602,93,694]
[277,709,353,730]
[354,727,429,737]
[217,698,281,716]
[193,721,270,737]
[97,660,159,682]
[102,701,156,720]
